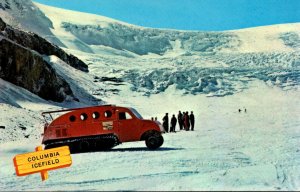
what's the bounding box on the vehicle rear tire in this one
[145,134,164,150]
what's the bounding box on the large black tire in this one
[145,134,164,150]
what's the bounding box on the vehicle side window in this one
[92,112,100,119]
[80,113,88,121]
[119,112,132,120]
[104,110,112,118]
[69,115,76,122]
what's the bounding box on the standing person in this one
[190,111,195,131]
[162,113,169,133]
[178,111,183,130]
[183,112,189,131]
[170,114,177,132]
[185,111,190,131]
[182,112,186,130]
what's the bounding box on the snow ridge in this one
[61,22,239,55]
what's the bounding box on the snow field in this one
[0,81,299,190]
[0,1,299,190]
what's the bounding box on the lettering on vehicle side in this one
[102,121,113,130]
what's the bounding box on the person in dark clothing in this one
[182,112,185,130]
[162,113,169,133]
[184,111,190,131]
[182,112,186,130]
[170,114,177,132]
[186,111,190,130]
[178,111,183,130]
[190,111,195,131]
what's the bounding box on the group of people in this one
[161,111,195,133]
[238,108,247,113]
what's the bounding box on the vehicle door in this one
[117,110,140,142]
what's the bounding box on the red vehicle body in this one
[42,105,164,153]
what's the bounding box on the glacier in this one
[0,0,299,190]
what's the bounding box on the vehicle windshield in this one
[129,108,143,119]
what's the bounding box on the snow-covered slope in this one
[35,2,300,55]
[232,25,300,53]
[0,0,298,142]
[0,81,299,190]
[2,2,299,98]
[32,2,300,97]
[0,1,299,190]
[0,0,64,46]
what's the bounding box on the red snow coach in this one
[41,105,164,153]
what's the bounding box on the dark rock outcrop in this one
[0,18,88,72]
[0,17,94,102]
[0,38,74,102]
[0,17,6,30]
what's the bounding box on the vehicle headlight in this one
[155,121,164,132]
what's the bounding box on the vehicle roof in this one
[41,104,120,115]
[42,105,135,125]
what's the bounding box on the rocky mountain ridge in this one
[0,17,88,102]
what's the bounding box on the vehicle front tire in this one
[145,134,164,150]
